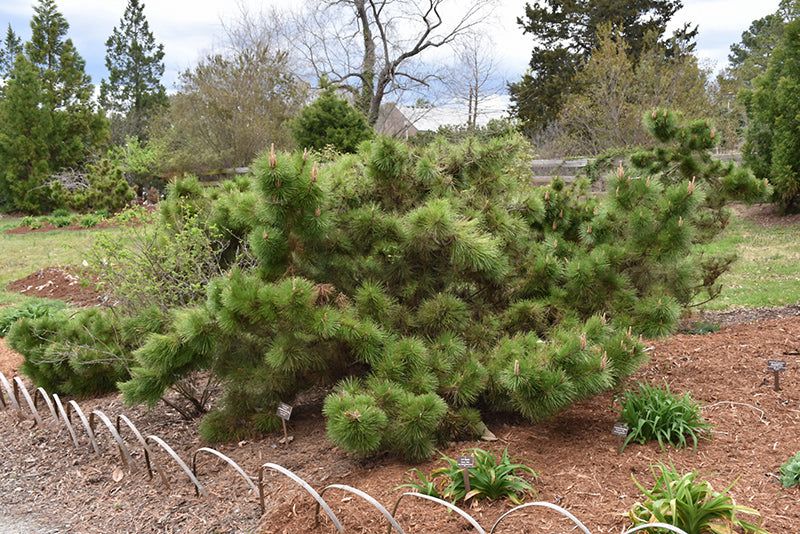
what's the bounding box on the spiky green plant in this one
[616,381,712,452]
[434,448,537,505]
[393,468,443,498]
[630,462,769,534]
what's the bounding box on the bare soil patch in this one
[6,266,105,308]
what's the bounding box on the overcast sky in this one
[0,0,783,92]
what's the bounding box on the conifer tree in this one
[33,113,760,461]
[0,0,109,213]
[0,24,22,81]
[291,83,373,153]
[25,0,108,172]
[744,18,800,213]
[99,0,167,144]
[0,55,55,213]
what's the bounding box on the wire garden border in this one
[0,371,689,534]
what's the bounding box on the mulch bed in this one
[0,202,798,533]
[0,313,798,533]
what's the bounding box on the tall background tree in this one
[0,24,23,82]
[99,0,167,144]
[727,0,800,90]
[0,0,107,213]
[0,55,54,213]
[443,34,504,131]
[509,0,696,135]
[744,17,800,213]
[551,25,711,156]
[286,0,496,126]
[716,0,800,152]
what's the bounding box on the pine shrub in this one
[111,118,764,460]
[8,308,137,397]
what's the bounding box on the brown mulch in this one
[0,201,798,533]
[6,266,105,308]
[0,314,798,533]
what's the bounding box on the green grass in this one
[695,212,800,311]
[1,205,798,315]
[0,215,125,310]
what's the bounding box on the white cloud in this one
[0,0,787,89]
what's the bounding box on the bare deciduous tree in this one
[443,34,503,130]
[287,0,496,125]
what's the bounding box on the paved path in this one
[0,513,63,533]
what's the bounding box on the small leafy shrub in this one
[50,208,70,218]
[433,448,537,505]
[19,216,37,227]
[49,215,75,228]
[79,214,100,228]
[779,451,800,488]
[630,462,769,534]
[0,300,66,336]
[94,208,110,219]
[112,205,149,225]
[617,381,712,451]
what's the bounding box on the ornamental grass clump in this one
[779,451,800,488]
[630,462,769,534]
[616,381,712,452]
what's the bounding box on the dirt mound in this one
[6,266,105,307]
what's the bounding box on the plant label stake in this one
[767,360,786,391]
[612,423,628,454]
[457,455,474,505]
[276,402,293,444]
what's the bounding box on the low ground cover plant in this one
[630,462,769,534]
[16,209,111,230]
[779,451,800,488]
[616,381,712,452]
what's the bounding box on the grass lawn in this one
[0,216,124,309]
[695,213,800,311]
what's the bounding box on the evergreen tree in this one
[99,0,167,144]
[112,120,766,461]
[728,0,800,89]
[26,0,108,169]
[0,55,55,213]
[744,18,800,213]
[509,0,696,134]
[291,84,373,153]
[0,24,23,81]
[0,0,109,213]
